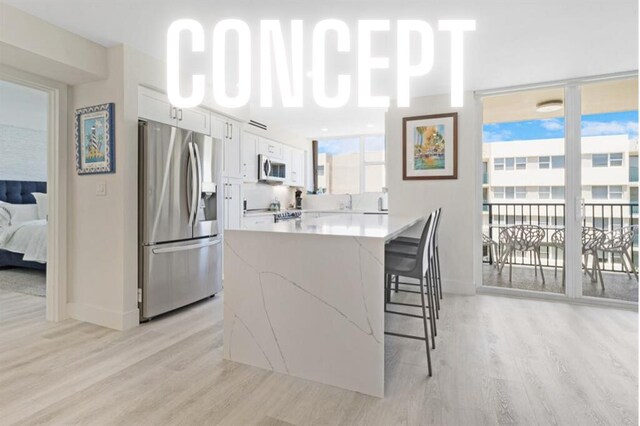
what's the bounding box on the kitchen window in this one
[315,135,385,194]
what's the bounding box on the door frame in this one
[0,65,68,321]
[474,70,638,310]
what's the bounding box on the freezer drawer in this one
[141,238,223,320]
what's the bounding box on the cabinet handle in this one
[230,123,233,137]
[169,106,174,119]
[178,109,183,121]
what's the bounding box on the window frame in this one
[515,157,527,170]
[494,158,505,171]
[538,156,550,169]
[592,153,609,167]
[609,152,623,167]
[315,134,386,195]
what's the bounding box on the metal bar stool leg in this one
[418,277,433,376]
[436,245,443,299]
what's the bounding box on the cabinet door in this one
[224,179,242,230]
[219,117,242,178]
[243,215,274,228]
[138,86,176,126]
[288,149,305,187]
[241,131,258,182]
[258,138,283,159]
[282,146,292,183]
[178,107,210,135]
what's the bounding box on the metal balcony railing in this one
[482,202,637,272]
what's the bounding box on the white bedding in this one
[0,219,47,263]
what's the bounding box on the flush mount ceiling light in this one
[536,99,564,113]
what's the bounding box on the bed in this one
[0,180,47,271]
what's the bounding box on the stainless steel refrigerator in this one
[138,120,223,320]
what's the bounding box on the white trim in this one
[67,303,139,331]
[0,65,68,322]
[474,70,638,97]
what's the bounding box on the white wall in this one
[0,79,47,180]
[66,45,139,330]
[386,93,477,295]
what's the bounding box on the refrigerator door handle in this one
[187,141,198,226]
[152,239,221,254]
[193,142,203,206]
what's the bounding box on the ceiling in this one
[483,78,638,124]
[4,0,638,138]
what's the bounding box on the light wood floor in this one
[1,288,637,425]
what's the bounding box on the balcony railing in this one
[483,202,637,272]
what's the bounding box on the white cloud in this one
[483,129,512,142]
[581,120,638,137]
[540,119,563,131]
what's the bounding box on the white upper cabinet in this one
[257,137,283,160]
[138,86,210,135]
[217,114,242,179]
[289,149,305,187]
[241,131,258,183]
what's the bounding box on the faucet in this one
[346,194,353,210]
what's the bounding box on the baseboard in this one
[67,302,140,330]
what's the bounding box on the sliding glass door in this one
[480,74,638,307]
[578,77,638,303]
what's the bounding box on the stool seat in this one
[386,243,419,257]
[385,252,418,275]
[392,236,419,245]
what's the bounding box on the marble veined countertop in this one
[238,213,421,241]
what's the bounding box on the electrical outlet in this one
[96,182,107,196]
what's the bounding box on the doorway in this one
[0,66,68,321]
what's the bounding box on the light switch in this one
[96,182,107,196]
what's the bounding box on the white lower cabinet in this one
[223,177,243,230]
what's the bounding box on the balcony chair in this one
[482,234,499,267]
[383,210,438,376]
[598,225,638,282]
[498,225,546,284]
[582,227,606,288]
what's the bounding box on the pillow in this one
[11,204,39,223]
[0,201,15,227]
[32,193,48,220]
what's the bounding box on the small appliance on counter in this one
[274,211,302,223]
[295,189,303,209]
[269,198,281,211]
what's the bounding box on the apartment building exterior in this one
[482,134,639,267]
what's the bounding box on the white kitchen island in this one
[223,213,421,397]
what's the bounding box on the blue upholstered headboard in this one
[0,180,47,204]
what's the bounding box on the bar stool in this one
[388,208,443,305]
[384,210,437,376]
[386,208,443,320]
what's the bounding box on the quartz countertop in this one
[237,213,420,240]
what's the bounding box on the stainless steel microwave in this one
[258,154,286,183]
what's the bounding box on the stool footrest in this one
[384,331,427,341]
[387,301,425,308]
[385,309,430,320]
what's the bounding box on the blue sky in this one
[483,110,639,142]
[318,135,385,155]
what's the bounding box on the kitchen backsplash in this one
[302,193,387,211]
[242,183,296,210]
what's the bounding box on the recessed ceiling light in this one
[366,124,374,128]
[536,99,563,113]
[321,127,328,132]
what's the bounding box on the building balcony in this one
[482,202,638,302]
